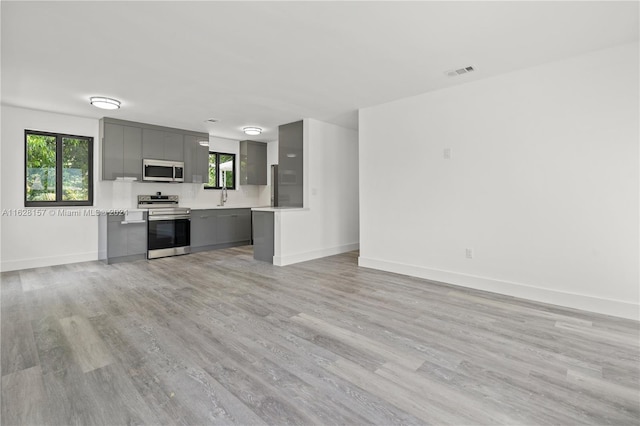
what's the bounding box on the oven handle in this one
[148,215,191,221]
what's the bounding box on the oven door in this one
[147,217,191,259]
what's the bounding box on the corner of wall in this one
[275,243,360,267]
[358,256,640,321]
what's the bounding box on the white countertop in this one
[185,205,260,210]
[100,205,258,211]
[96,207,148,212]
[251,206,309,212]
[100,205,308,212]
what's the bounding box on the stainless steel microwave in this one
[143,159,184,182]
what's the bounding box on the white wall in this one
[275,118,359,265]
[358,42,639,320]
[1,105,100,271]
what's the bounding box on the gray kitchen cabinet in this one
[105,213,147,263]
[215,209,251,243]
[123,125,143,180]
[191,208,251,252]
[240,140,267,185]
[190,210,217,247]
[183,136,195,183]
[216,212,235,244]
[101,118,208,181]
[252,211,274,263]
[143,129,184,162]
[195,138,210,181]
[235,210,252,241]
[184,135,209,183]
[278,120,303,207]
[103,122,124,180]
[127,223,148,255]
[107,215,127,258]
[164,132,184,161]
[142,128,165,160]
[217,209,252,243]
[101,121,142,180]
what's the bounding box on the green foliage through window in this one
[26,134,57,201]
[205,152,235,189]
[25,130,93,206]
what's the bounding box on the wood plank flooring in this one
[1,246,638,425]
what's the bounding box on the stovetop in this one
[137,193,179,209]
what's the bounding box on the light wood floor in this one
[1,246,639,425]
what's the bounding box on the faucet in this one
[219,186,228,206]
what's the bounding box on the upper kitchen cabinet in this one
[101,118,209,181]
[142,128,164,160]
[184,135,209,183]
[278,120,303,207]
[122,126,143,179]
[239,140,267,185]
[164,132,184,162]
[101,118,142,180]
[142,129,183,161]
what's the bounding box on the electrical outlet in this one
[444,148,452,159]
[465,248,474,259]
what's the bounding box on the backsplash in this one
[97,180,271,209]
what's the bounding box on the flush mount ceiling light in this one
[90,96,121,110]
[243,127,262,136]
[198,140,209,147]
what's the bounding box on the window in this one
[205,152,235,189]
[25,130,93,206]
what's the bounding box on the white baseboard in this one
[274,243,359,267]
[358,257,639,321]
[1,251,100,272]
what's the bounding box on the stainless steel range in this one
[138,193,191,259]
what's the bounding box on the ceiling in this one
[2,1,638,142]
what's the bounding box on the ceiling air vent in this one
[445,65,476,77]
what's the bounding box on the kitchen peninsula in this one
[252,206,308,264]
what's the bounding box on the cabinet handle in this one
[121,221,146,225]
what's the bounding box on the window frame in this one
[204,151,236,190]
[24,129,94,207]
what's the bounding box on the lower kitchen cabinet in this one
[190,211,217,248]
[216,210,251,243]
[252,211,274,263]
[103,213,147,264]
[191,208,251,252]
